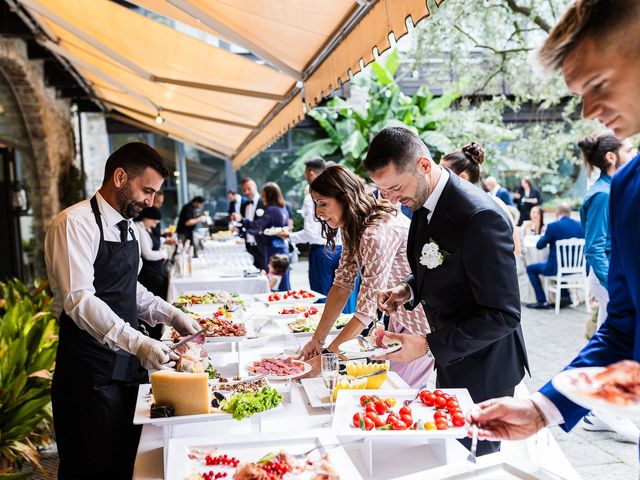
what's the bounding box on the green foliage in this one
[295,50,463,178]
[0,279,57,475]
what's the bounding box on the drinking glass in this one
[321,353,339,427]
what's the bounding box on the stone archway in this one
[0,38,75,276]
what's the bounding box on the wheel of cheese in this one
[150,370,210,416]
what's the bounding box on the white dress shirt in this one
[44,192,179,355]
[134,221,167,262]
[244,197,259,245]
[530,391,565,426]
[289,193,326,246]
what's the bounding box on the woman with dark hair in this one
[513,178,542,226]
[300,165,434,387]
[441,143,521,256]
[241,182,291,290]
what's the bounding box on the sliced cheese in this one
[150,370,210,416]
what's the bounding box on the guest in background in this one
[176,196,205,244]
[521,206,545,236]
[232,178,265,270]
[241,182,291,290]
[513,178,542,225]
[135,206,168,340]
[226,190,243,216]
[484,176,513,206]
[525,202,584,309]
[440,143,521,256]
[267,253,290,292]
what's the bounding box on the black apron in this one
[138,225,167,339]
[52,196,148,480]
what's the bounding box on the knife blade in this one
[168,328,207,352]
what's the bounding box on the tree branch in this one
[454,24,532,55]
[504,0,552,33]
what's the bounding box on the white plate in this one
[246,358,312,380]
[132,381,282,426]
[338,337,402,360]
[332,388,473,438]
[260,303,323,319]
[161,319,253,344]
[262,226,287,236]
[166,431,363,480]
[552,366,640,421]
[301,371,411,409]
[254,290,326,305]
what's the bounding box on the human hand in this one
[467,397,547,441]
[169,310,200,335]
[135,337,178,370]
[230,212,240,222]
[300,354,321,379]
[372,331,428,363]
[301,336,323,361]
[277,229,290,240]
[376,284,411,313]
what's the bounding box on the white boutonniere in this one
[420,238,449,269]
[255,208,264,217]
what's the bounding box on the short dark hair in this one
[240,177,255,185]
[137,206,162,221]
[363,127,430,173]
[304,157,327,174]
[269,254,290,275]
[227,189,236,195]
[192,196,205,204]
[261,182,285,208]
[102,142,168,185]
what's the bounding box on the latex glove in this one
[135,336,178,370]
[169,310,200,336]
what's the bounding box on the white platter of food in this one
[552,361,640,421]
[254,289,326,305]
[245,356,312,381]
[338,336,402,360]
[288,312,351,336]
[259,303,322,320]
[332,388,473,438]
[166,430,363,480]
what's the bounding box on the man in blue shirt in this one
[525,203,584,309]
[485,176,513,206]
[468,0,640,443]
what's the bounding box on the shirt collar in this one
[96,191,127,228]
[423,167,449,213]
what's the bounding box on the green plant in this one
[295,50,461,178]
[0,279,57,476]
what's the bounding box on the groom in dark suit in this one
[366,127,529,455]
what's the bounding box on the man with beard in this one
[44,142,200,479]
[367,127,529,455]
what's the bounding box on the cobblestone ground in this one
[21,260,638,479]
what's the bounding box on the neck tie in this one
[117,220,129,242]
[417,206,431,223]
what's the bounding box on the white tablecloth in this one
[518,235,550,304]
[167,270,269,301]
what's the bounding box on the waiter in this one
[231,177,265,270]
[176,195,205,244]
[44,142,199,479]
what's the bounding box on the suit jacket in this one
[539,153,640,430]
[535,216,584,276]
[238,198,264,241]
[496,187,513,206]
[241,204,289,252]
[405,172,529,401]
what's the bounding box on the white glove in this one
[135,336,178,370]
[169,310,200,336]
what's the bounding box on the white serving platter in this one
[246,358,312,381]
[300,371,411,409]
[161,318,253,344]
[254,290,326,305]
[552,366,640,421]
[132,380,283,427]
[338,337,402,360]
[166,431,363,480]
[332,388,473,438]
[260,303,323,319]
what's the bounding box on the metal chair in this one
[544,238,590,314]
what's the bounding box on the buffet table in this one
[167,271,269,301]
[134,300,581,479]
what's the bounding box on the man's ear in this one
[113,167,128,188]
[417,156,432,174]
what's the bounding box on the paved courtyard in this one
[21,260,638,479]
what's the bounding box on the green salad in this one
[221,386,282,420]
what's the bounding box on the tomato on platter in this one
[433,410,448,420]
[360,395,371,406]
[420,392,436,407]
[383,397,396,408]
[424,421,437,431]
[436,419,449,430]
[400,414,413,426]
[434,396,447,409]
[391,420,408,430]
[366,411,384,428]
[451,412,466,427]
[365,402,377,413]
[352,412,364,428]
[364,418,375,431]
[374,400,388,415]
[399,406,412,417]
[433,389,445,397]
[446,399,459,410]
[386,413,400,425]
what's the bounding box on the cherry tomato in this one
[434,410,448,420]
[391,420,408,430]
[448,408,463,417]
[365,402,377,413]
[374,400,388,415]
[433,389,445,397]
[451,412,466,427]
[425,421,437,431]
[352,412,364,428]
[419,389,431,399]
[436,419,449,430]
[399,406,412,417]
[366,411,384,428]
[383,397,397,408]
[364,418,375,431]
[400,414,413,426]
[435,396,448,409]
[421,393,436,407]
[446,399,459,410]
[386,413,400,425]
[360,395,371,406]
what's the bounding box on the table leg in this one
[163,424,173,480]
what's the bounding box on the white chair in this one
[544,238,590,314]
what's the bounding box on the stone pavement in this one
[21,260,638,479]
